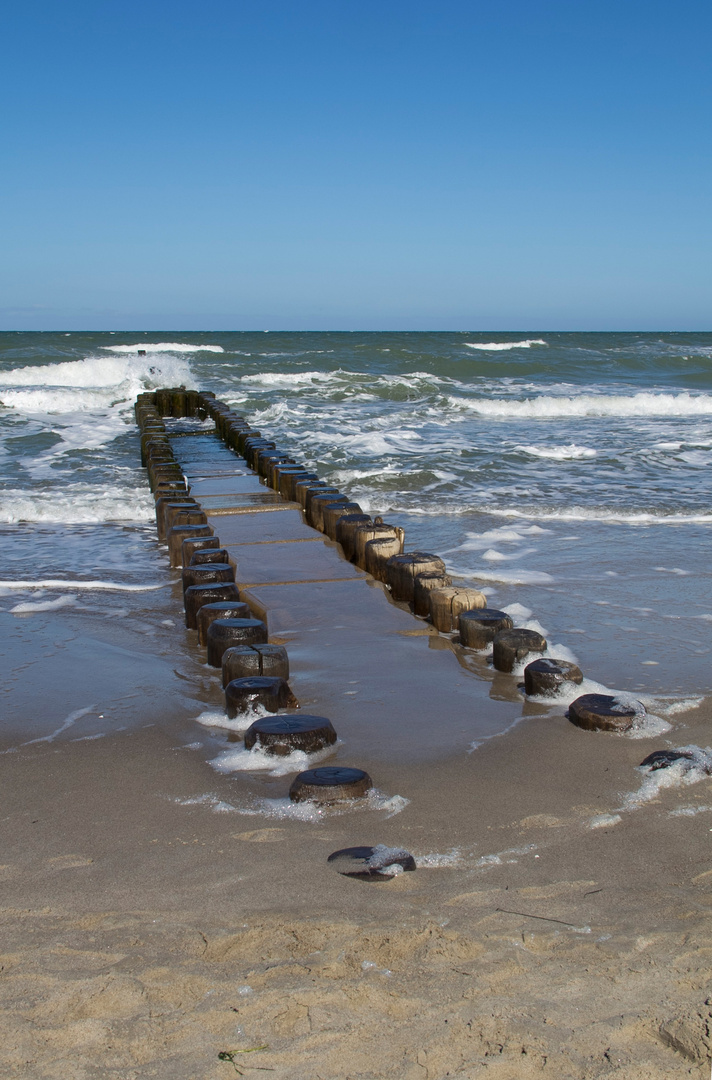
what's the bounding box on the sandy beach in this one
[2,406,711,1078]
[2,698,711,1078]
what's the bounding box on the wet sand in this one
[2,425,711,1078]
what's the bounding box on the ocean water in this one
[1,331,711,746]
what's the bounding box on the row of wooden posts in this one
[135,385,648,794]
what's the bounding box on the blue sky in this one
[2,0,711,330]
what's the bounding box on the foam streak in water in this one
[0,579,165,593]
[101,342,224,354]
[452,391,712,419]
[465,340,547,351]
[23,705,97,745]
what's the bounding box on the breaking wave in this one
[464,340,547,351]
[101,342,224,354]
[451,391,712,419]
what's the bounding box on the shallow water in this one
[1,331,710,755]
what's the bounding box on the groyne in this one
[135,386,658,789]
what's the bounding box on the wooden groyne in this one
[134,387,652,795]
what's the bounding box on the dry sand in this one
[1,700,711,1079]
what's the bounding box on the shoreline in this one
[2,388,711,1077]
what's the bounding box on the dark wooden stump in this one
[304,486,340,519]
[353,523,404,569]
[225,676,298,717]
[245,714,336,755]
[639,749,698,770]
[222,643,288,686]
[429,587,487,632]
[335,514,372,561]
[236,429,261,454]
[257,450,293,479]
[153,484,190,509]
[364,536,403,581]
[270,464,310,495]
[492,628,547,672]
[266,457,301,488]
[385,552,446,602]
[459,608,513,649]
[197,601,253,646]
[181,562,235,595]
[168,524,214,567]
[309,494,349,532]
[295,480,331,508]
[206,617,268,667]
[188,547,230,566]
[413,571,453,616]
[524,658,583,696]
[289,766,373,803]
[243,438,273,468]
[157,499,199,539]
[155,388,172,414]
[185,389,201,417]
[167,508,207,532]
[149,464,184,491]
[322,501,362,540]
[327,845,416,878]
[184,582,241,629]
[568,693,643,732]
[181,536,221,565]
[279,470,317,501]
[240,433,266,456]
[170,389,187,417]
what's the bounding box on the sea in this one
[1,331,711,749]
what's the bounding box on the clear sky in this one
[2,0,711,330]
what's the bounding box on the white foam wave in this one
[209,743,335,777]
[0,488,154,525]
[101,342,224,353]
[10,595,78,613]
[0,388,124,412]
[501,602,534,622]
[175,794,238,814]
[481,547,537,562]
[22,705,97,745]
[516,443,597,460]
[0,579,165,593]
[621,746,712,810]
[464,340,547,351]
[486,507,712,525]
[446,563,554,585]
[195,706,271,734]
[451,390,712,419]
[241,370,336,387]
[654,697,704,717]
[237,789,409,821]
[669,804,712,817]
[183,788,410,823]
[525,674,610,706]
[0,353,194,392]
[588,814,622,829]
[474,844,537,869]
[626,710,673,739]
[446,525,549,553]
[414,848,463,869]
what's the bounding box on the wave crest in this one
[464,340,547,351]
[451,391,712,419]
[101,342,224,354]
